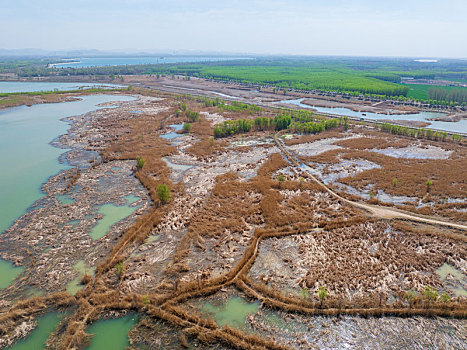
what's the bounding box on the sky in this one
[1,0,466,58]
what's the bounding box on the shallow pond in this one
[370,145,452,159]
[56,194,75,205]
[123,194,141,205]
[89,203,138,240]
[66,260,95,295]
[278,98,467,134]
[0,259,24,290]
[0,81,122,93]
[201,296,260,328]
[0,94,135,233]
[436,263,467,297]
[86,314,138,350]
[160,123,184,140]
[162,157,193,172]
[6,312,65,350]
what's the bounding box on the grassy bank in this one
[0,87,126,109]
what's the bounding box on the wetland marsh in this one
[0,82,465,350]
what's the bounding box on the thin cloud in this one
[0,0,466,58]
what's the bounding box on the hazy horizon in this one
[1,0,466,58]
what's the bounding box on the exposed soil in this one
[0,88,466,350]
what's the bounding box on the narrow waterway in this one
[278,98,467,133]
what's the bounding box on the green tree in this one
[404,289,417,308]
[422,286,438,306]
[141,294,150,307]
[114,262,125,277]
[317,286,328,307]
[451,134,462,142]
[186,110,199,122]
[183,122,191,132]
[299,177,305,188]
[440,292,451,303]
[426,180,433,193]
[393,178,398,187]
[156,184,171,204]
[277,174,285,188]
[136,156,145,169]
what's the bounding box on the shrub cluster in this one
[213,119,253,138]
[378,122,452,141]
[202,97,262,114]
[294,117,348,134]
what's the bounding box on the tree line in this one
[428,87,467,104]
[213,114,291,138]
[378,122,464,142]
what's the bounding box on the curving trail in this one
[274,135,467,232]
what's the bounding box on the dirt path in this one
[274,135,467,232]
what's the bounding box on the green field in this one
[2,56,467,104]
[406,84,467,100]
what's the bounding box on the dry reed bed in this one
[71,94,467,347]
[300,134,467,221]
[2,91,467,349]
[0,293,75,348]
[237,276,466,318]
[248,221,467,300]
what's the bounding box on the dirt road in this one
[274,135,467,232]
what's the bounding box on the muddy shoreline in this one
[0,89,466,349]
[0,94,152,302]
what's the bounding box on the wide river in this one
[0,94,135,233]
[0,81,123,93]
[279,98,467,134]
[52,55,251,68]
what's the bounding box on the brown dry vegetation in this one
[334,136,411,150]
[248,221,466,299]
[1,90,466,350]
[184,116,228,160]
[300,133,467,222]
[338,149,467,198]
[284,129,345,146]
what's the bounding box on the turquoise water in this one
[89,203,137,240]
[0,94,135,234]
[436,263,467,297]
[6,312,65,350]
[56,194,74,205]
[66,260,95,295]
[279,98,467,134]
[53,56,250,68]
[0,82,122,93]
[201,297,260,328]
[123,194,140,205]
[0,259,24,290]
[86,314,138,350]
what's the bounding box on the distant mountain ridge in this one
[0,48,252,58]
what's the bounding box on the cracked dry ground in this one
[1,91,466,350]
